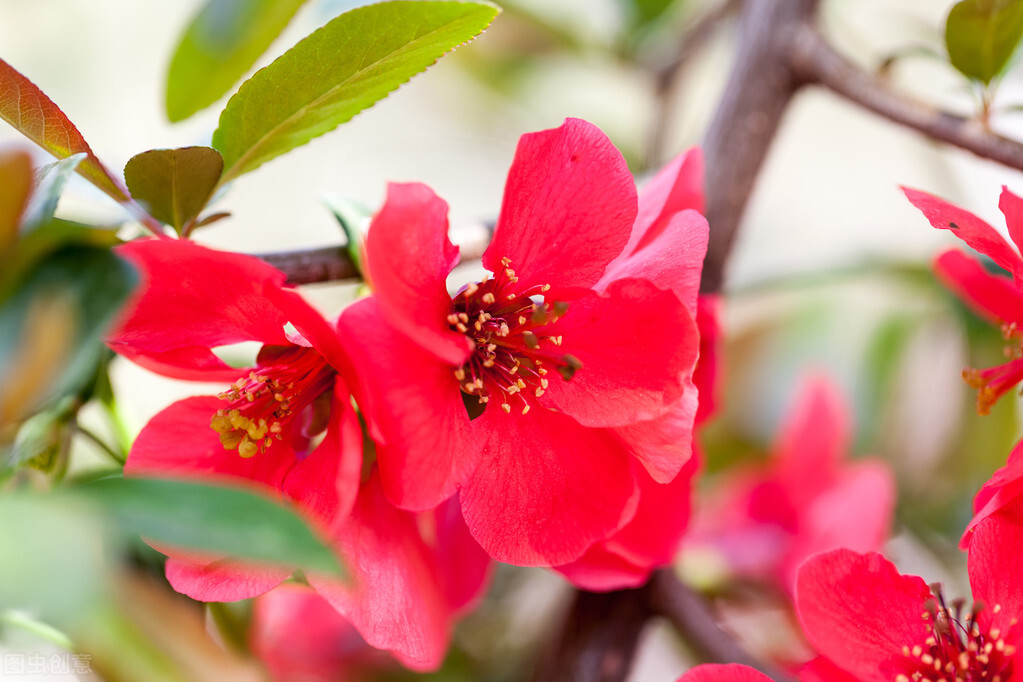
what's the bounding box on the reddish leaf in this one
[0,57,129,204]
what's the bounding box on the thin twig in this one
[75,423,125,465]
[648,570,795,682]
[789,24,1023,172]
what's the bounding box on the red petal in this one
[308,473,460,672]
[676,664,773,682]
[251,584,384,682]
[428,496,493,613]
[165,557,291,602]
[556,454,698,591]
[459,407,639,566]
[903,187,1023,278]
[483,118,637,291]
[693,294,723,426]
[799,657,864,682]
[1000,186,1023,258]
[967,498,1023,632]
[599,209,708,315]
[541,278,698,427]
[125,396,292,490]
[795,549,932,682]
[111,239,302,378]
[338,297,482,511]
[774,376,851,506]
[964,438,1023,548]
[614,377,698,483]
[933,249,1023,325]
[364,183,470,366]
[783,460,895,593]
[280,380,363,529]
[631,147,704,256]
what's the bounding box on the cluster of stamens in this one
[449,257,581,416]
[963,322,1023,415]
[895,585,1016,682]
[209,346,334,457]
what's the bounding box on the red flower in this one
[963,437,1023,549]
[552,148,711,589]
[904,186,1023,414]
[675,664,772,682]
[340,118,705,566]
[685,376,894,593]
[109,239,490,669]
[797,523,1023,682]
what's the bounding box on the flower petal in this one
[597,209,708,314]
[631,147,704,257]
[963,438,1023,548]
[903,187,1023,278]
[676,664,773,682]
[111,239,300,378]
[933,249,1023,325]
[555,454,698,591]
[613,377,698,483]
[796,549,932,682]
[967,496,1023,632]
[251,584,387,682]
[999,186,1023,258]
[125,396,292,490]
[483,118,637,291]
[280,379,363,528]
[308,473,459,672]
[693,294,723,426]
[429,495,493,613]
[783,460,895,593]
[540,278,698,427]
[165,557,291,602]
[460,407,639,566]
[338,297,482,511]
[364,182,471,366]
[774,376,851,505]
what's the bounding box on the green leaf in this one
[945,0,1023,84]
[325,195,372,276]
[0,247,137,426]
[124,147,224,233]
[82,476,344,576]
[166,0,309,123]
[212,0,500,185]
[621,0,679,30]
[0,58,131,203]
[20,153,87,232]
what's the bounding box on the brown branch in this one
[530,585,653,682]
[646,0,744,168]
[699,0,820,295]
[647,570,795,682]
[789,24,1023,172]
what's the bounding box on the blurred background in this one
[3,0,1023,679]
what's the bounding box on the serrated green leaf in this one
[166,0,309,122]
[945,0,1023,84]
[82,476,344,577]
[124,147,224,233]
[212,0,500,185]
[20,153,86,233]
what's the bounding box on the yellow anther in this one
[501,403,511,413]
[238,439,258,458]
[522,405,530,415]
[482,293,496,304]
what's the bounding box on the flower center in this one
[210,345,335,457]
[450,257,581,416]
[894,586,1016,682]
[963,322,1023,415]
